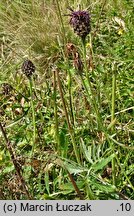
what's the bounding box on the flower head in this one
[1,83,13,96]
[66,43,83,74]
[21,59,35,78]
[69,10,91,39]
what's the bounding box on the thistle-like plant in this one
[21,59,36,196]
[68,8,102,130]
[69,8,91,40]
[21,59,35,78]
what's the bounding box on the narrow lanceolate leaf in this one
[44,171,50,195]
[91,153,116,172]
[91,180,116,193]
[60,158,88,174]
[0,165,14,175]
[80,138,93,164]
[66,163,87,174]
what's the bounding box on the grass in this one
[0,0,134,200]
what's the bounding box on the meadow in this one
[0,0,134,200]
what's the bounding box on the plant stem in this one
[53,69,60,152]
[29,78,36,156]
[81,38,102,129]
[68,69,75,125]
[56,69,80,165]
[29,77,37,196]
[111,69,116,185]
[57,158,84,199]
[67,170,84,199]
[111,72,116,129]
[79,74,91,99]
[82,38,89,81]
[55,0,75,135]
[55,0,66,46]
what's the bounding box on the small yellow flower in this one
[118,29,123,35]
[86,43,91,48]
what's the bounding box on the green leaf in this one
[60,181,84,194]
[80,139,93,164]
[126,164,134,175]
[91,153,116,172]
[0,165,14,175]
[44,171,50,195]
[67,165,87,174]
[92,180,116,193]
[63,159,88,174]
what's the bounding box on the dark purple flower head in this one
[21,59,35,78]
[2,83,13,96]
[69,10,91,39]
